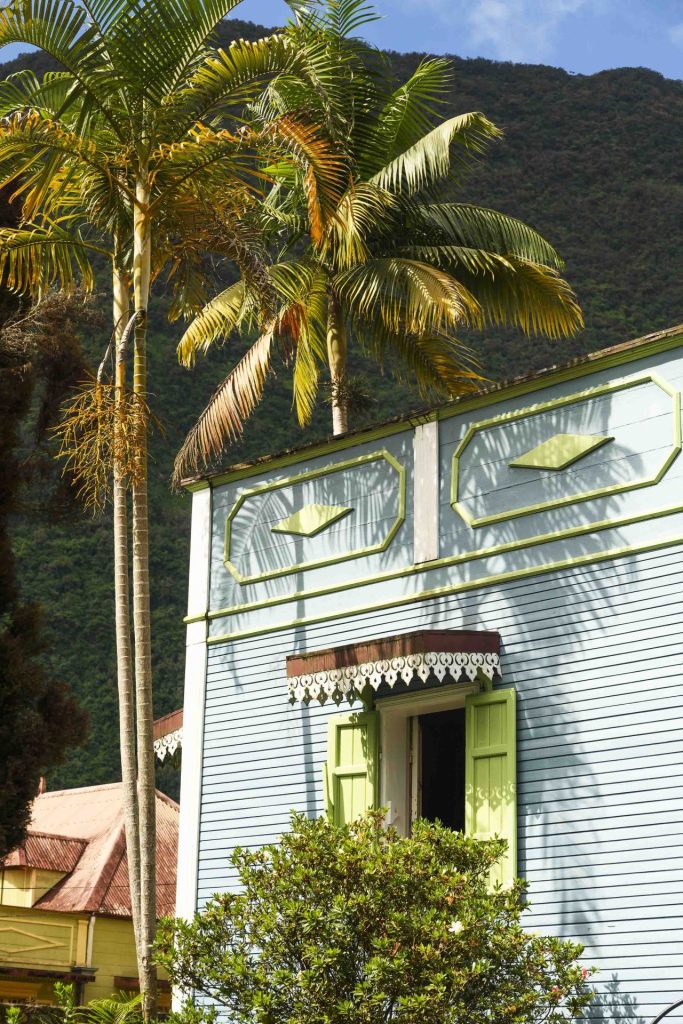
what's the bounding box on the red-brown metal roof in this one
[2,832,86,873]
[287,629,501,677]
[3,784,178,918]
[153,709,183,741]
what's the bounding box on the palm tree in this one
[0,4,344,1015]
[174,0,582,483]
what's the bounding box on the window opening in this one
[414,708,466,832]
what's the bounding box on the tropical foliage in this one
[0,983,144,1024]
[7,28,681,806]
[0,0,345,1015]
[0,286,89,857]
[157,811,594,1024]
[173,0,582,483]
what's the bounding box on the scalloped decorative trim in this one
[288,651,501,705]
[154,728,183,761]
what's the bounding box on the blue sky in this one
[0,0,681,78]
[228,0,683,79]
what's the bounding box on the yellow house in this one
[0,783,178,1008]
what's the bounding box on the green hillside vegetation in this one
[7,20,683,794]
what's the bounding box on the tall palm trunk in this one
[112,260,143,963]
[132,172,157,1021]
[326,289,348,435]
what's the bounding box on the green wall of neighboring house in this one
[0,905,169,1007]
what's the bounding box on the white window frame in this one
[377,683,479,836]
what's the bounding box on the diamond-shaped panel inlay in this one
[509,433,614,471]
[271,503,353,537]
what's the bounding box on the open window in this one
[322,686,517,885]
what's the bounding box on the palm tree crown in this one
[0,0,346,1017]
[174,0,583,484]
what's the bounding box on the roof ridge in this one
[22,830,87,845]
[155,789,180,812]
[91,820,128,914]
[37,782,123,798]
[184,322,683,487]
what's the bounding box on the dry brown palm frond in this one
[262,114,347,246]
[53,379,154,515]
[172,328,278,489]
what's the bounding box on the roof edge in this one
[183,323,683,491]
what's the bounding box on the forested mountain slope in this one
[7,21,683,792]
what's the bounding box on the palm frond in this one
[322,0,380,37]
[176,280,250,366]
[453,255,584,338]
[172,327,277,486]
[360,58,451,177]
[171,34,300,134]
[370,111,501,196]
[150,124,261,208]
[268,258,318,302]
[176,258,320,367]
[0,68,74,117]
[0,220,99,295]
[290,266,328,424]
[415,203,565,268]
[77,993,143,1024]
[0,0,126,135]
[105,0,246,103]
[324,180,394,269]
[334,257,481,335]
[0,111,123,221]
[402,244,513,276]
[361,319,482,399]
[261,114,347,246]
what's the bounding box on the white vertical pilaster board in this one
[413,420,439,563]
[175,485,211,929]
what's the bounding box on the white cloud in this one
[471,0,591,61]
[669,21,683,49]
[397,0,606,63]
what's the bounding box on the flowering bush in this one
[156,811,593,1024]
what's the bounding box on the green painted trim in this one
[184,611,206,625]
[201,496,683,625]
[271,503,353,537]
[187,328,683,492]
[451,373,681,529]
[184,366,683,627]
[202,369,681,622]
[223,449,406,585]
[509,432,614,471]
[206,526,683,643]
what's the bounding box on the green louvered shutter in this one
[323,711,379,825]
[465,688,517,885]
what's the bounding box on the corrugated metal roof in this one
[3,784,178,918]
[2,832,85,872]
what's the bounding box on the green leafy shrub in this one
[156,811,593,1024]
[0,989,142,1024]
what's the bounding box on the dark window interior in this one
[419,708,466,832]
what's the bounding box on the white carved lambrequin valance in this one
[152,708,184,761]
[287,631,502,706]
[154,728,183,761]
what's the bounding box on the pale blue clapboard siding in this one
[195,341,683,1024]
[209,431,414,614]
[197,540,683,1023]
[439,348,683,563]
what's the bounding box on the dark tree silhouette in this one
[0,212,90,855]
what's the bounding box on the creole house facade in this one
[176,324,683,1023]
[0,784,178,1008]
